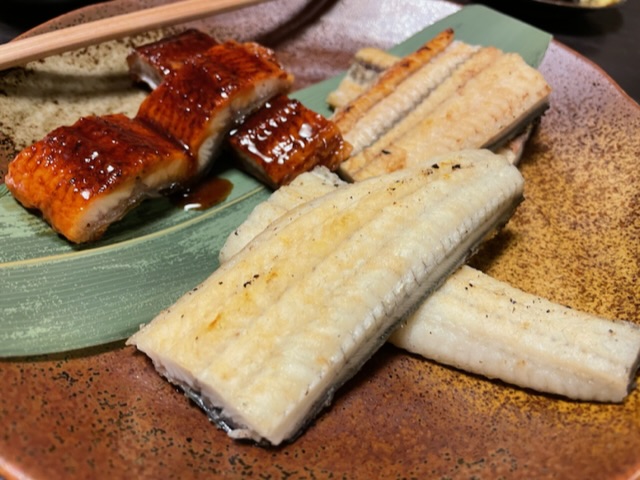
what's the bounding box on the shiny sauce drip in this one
[171,175,233,211]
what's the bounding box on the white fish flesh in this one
[329,32,550,181]
[128,149,524,445]
[390,265,640,403]
[222,160,640,402]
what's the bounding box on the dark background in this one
[1,0,638,102]
[457,0,639,102]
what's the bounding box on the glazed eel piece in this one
[127,28,219,89]
[6,40,293,242]
[6,114,191,243]
[128,29,352,188]
[135,40,294,174]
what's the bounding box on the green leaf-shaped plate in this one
[0,4,551,357]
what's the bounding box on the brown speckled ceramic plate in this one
[0,0,639,478]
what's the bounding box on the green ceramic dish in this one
[0,4,551,357]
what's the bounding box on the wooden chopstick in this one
[0,0,275,71]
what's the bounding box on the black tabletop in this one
[0,0,638,103]
[457,0,639,103]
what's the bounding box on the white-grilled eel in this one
[331,34,551,181]
[331,28,455,156]
[128,150,524,445]
[327,46,533,167]
[334,40,479,155]
[390,265,640,403]
[220,158,640,403]
[325,47,398,110]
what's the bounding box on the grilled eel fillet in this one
[128,150,524,445]
[220,164,640,402]
[326,38,537,166]
[5,114,191,244]
[329,32,551,181]
[318,39,640,401]
[129,31,350,188]
[127,28,219,89]
[136,40,293,174]
[227,94,352,188]
[6,41,292,243]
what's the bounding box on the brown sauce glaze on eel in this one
[6,40,293,242]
